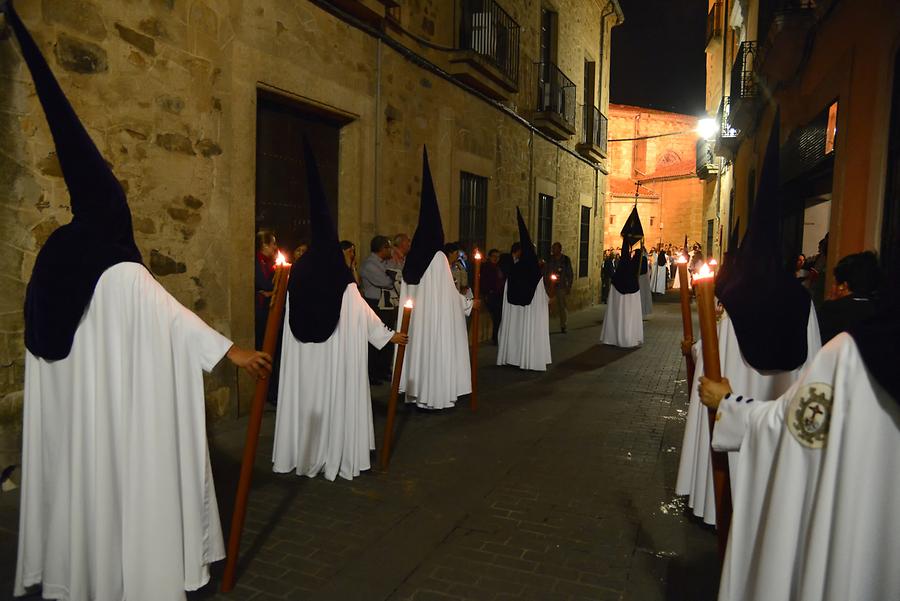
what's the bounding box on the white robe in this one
[599,287,643,348]
[397,251,472,409]
[15,263,232,601]
[273,285,394,481]
[496,280,552,371]
[713,333,900,601]
[639,269,653,317]
[651,260,667,294]
[675,302,821,525]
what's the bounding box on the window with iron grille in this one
[537,193,554,260]
[578,205,590,278]
[459,172,488,253]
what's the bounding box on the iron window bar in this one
[459,0,521,84]
[535,61,577,130]
[731,41,758,100]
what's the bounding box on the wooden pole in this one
[221,256,290,592]
[676,259,695,387]
[469,251,482,412]
[380,301,413,470]
[693,265,733,559]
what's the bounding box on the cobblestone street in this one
[0,295,718,600]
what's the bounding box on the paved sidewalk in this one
[0,293,719,600]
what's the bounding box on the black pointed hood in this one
[506,207,543,305]
[402,147,445,285]
[6,2,143,360]
[612,208,642,294]
[849,244,900,404]
[715,112,811,371]
[716,217,741,286]
[288,138,355,343]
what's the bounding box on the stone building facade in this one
[604,104,704,251]
[0,0,624,466]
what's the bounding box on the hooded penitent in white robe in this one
[398,251,472,409]
[651,260,667,294]
[15,263,232,601]
[599,287,643,348]
[675,302,821,525]
[273,284,394,481]
[712,333,900,601]
[496,280,552,371]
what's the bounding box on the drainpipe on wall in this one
[715,0,730,259]
[374,37,383,231]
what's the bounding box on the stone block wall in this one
[0,0,621,468]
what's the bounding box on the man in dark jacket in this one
[480,248,505,344]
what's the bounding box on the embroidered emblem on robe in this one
[787,382,833,449]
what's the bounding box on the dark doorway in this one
[882,50,900,275]
[537,193,554,261]
[255,91,343,256]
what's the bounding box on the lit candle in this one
[470,250,482,412]
[692,262,732,556]
[676,255,695,385]
[223,250,291,592]
[380,298,414,469]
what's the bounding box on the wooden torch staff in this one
[380,299,413,470]
[676,256,695,387]
[469,251,482,412]
[221,253,291,592]
[693,263,733,559]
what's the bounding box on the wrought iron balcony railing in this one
[581,105,608,154]
[718,96,739,139]
[731,41,758,100]
[706,0,723,47]
[535,62,576,130]
[459,0,521,84]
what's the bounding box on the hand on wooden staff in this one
[471,298,481,311]
[390,332,409,345]
[698,376,732,410]
[680,339,694,356]
[226,345,272,379]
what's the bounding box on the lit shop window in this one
[825,101,838,154]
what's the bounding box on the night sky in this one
[610,0,708,116]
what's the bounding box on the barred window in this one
[459,172,488,253]
[537,193,554,260]
[578,205,590,278]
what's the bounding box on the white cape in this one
[714,334,900,601]
[639,270,653,316]
[675,302,821,525]
[273,285,393,481]
[599,287,643,348]
[15,263,232,600]
[651,261,667,294]
[397,251,472,409]
[496,280,552,371]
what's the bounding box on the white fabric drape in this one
[15,263,232,601]
[273,285,393,481]
[599,288,643,348]
[496,280,552,371]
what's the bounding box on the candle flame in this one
[550,274,558,281]
[694,263,714,281]
[404,299,414,309]
[474,251,482,261]
[275,251,288,267]
[676,256,688,264]
[709,259,718,267]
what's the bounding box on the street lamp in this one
[696,118,718,140]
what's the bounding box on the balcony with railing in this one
[320,0,399,26]
[757,0,817,84]
[729,41,758,131]
[705,1,723,48]
[576,105,608,162]
[448,0,520,100]
[714,96,742,160]
[531,62,576,140]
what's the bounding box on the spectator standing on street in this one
[340,240,361,287]
[360,235,396,383]
[601,250,616,303]
[481,248,505,344]
[545,242,574,333]
[255,229,278,349]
